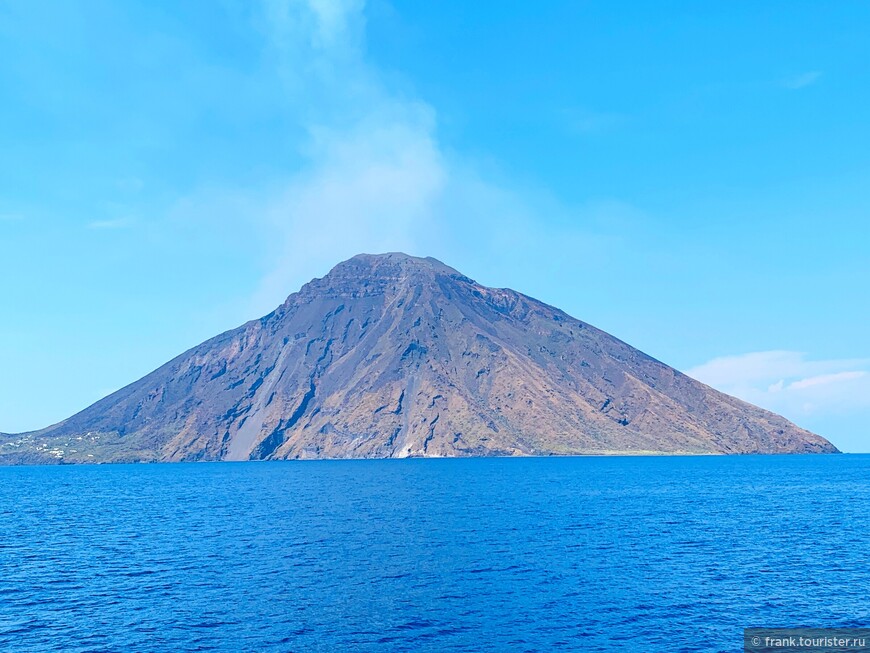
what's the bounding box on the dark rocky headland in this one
[0,253,838,463]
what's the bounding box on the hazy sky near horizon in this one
[1,1,868,451]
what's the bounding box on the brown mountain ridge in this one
[0,253,837,463]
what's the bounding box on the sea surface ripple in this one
[1,455,868,652]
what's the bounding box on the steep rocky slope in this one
[0,253,837,463]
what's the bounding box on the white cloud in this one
[264,0,364,51]
[305,0,363,48]
[164,0,632,315]
[686,351,870,419]
[238,0,447,310]
[788,371,866,391]
[782,71,822,90]
[250,111,447,309]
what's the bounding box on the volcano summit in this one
[0,253,837,463]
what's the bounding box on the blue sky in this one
[1,1,868,451]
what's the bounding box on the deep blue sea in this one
[1,455,868,652]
